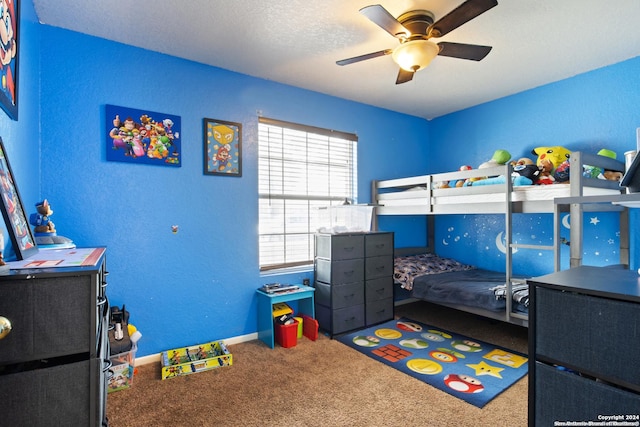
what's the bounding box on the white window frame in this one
[258,117,358,271]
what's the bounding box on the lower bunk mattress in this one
[394,253,528,314]
[409,269,529,314]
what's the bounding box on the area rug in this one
[337,317,528,408]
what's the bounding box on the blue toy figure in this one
[29,199,56,235]
[29,199,75,248]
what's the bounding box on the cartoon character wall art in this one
[105,105,181,167]
[0,0,18,120]
[204,118,242,176]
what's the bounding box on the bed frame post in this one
[371,180,379,231]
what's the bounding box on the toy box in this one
[161,340,232,380]
[108,344,137,393]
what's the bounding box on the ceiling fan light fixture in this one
[391,39,439,72]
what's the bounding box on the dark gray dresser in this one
[314,232,394,336]
[527,266,640,426]
[0,248,109,426]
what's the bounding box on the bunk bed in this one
[371,151,627,327]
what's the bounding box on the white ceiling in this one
[32,0,640,120]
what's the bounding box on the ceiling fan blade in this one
[428,0,498,38]
[396,68,414,84]
[360,5,410,38]
[437,42,492,61]
[336,49,392,66]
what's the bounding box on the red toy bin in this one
[275,320,299,348]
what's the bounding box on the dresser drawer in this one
[0,276,94,364]
[535,362,640,424]
[316,304,364,335]
[365,233,393,257]
[314,281,364,309]
[536,286,640,387]
[0,358,100,426]
[365,277,393,302]
[316,258,364,285]
[365,255,393,279]
[365,298,394,326]
[316,234,364,260]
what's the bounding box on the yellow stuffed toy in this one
[531,146,571,185]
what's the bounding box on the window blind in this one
[258,117,358,270]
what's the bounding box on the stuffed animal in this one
[532,146,571,185]
[511,157,541,183]
[479,149,511,169]
[583,148,621,180]
[467,149,512,184]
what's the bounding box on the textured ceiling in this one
[33,0,640,120]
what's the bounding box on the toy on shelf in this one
[28,199,75,249]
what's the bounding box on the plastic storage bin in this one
[108,344,137,393]
[317,205,374,234]
[275,320,299,348]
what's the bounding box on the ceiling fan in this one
[337,0,498,84]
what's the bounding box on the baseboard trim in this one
[135,332,259,366]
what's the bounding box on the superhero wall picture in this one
[106,104,181,167]
[0,0,19,120]
[203,118,242,177]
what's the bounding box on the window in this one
[258,117,358,271]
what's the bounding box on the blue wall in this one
[36,26,430,356]
[8,4,639,357]
[429,57,640,275]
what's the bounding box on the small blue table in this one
[256,285,315,349]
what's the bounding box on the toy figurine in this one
[29,199,75,248]
[30,199,56,235]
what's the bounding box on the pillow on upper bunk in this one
[394,253,475,290]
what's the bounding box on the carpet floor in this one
[107,300,528,427]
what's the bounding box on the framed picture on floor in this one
[203,118,242,176]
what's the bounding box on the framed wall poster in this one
[0,137,38,260]
[0,0,19,120]
[106,104,181,167]
[204,118,242,176]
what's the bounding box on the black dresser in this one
[314,232,394,336]
[528,266,640,426]
[0,248,110,426]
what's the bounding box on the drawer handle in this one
[101,280,108,289]
[343,247,354,252]
[0,316,12,340]
[97,296,107,307]
[376,266,386,271]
